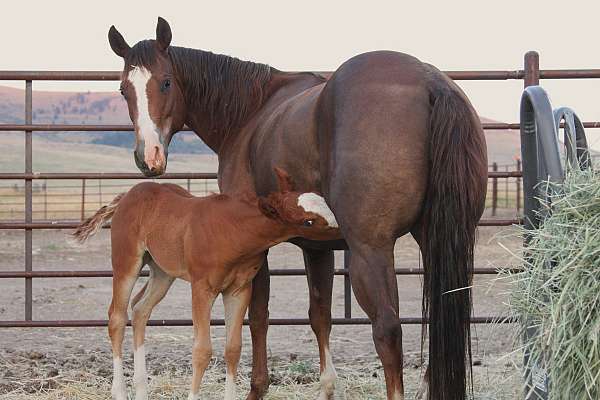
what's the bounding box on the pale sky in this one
[3,0,600,147]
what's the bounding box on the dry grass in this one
[0,354,520,400]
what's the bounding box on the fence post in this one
[98,179,102,207]
[24,80,32,322]
[343,250,352,319]
[492,162,498,216]
[504,165,509,207]
[43,180,47,220]
[522,50,549,400]
[80,178,86,221]
[516,159,522,213]
[187,178,191,193]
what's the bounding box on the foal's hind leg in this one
[131,262,174,400]
[303,248,337,400]
[108,251,144,400]
[188,281,218,400]
[223,284,252,400]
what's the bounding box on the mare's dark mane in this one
[126,40,272,136]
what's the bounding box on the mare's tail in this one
[422,83,487,400]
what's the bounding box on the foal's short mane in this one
[126,41,272,136]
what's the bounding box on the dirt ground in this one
[0,211,524,399]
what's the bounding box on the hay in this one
[506,167,600,400]
[0,355,519,399]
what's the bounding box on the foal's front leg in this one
[223,284,252,400]
[188,282,217,400]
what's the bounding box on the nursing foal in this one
[73,168,339,400]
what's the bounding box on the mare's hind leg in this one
[188,281,218,400]
[303,248,337,400]
[223,284,252,400]
[346,242,405,400]
[108,250,144,400]
[131,262,174,400]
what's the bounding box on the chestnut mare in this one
[73,168,340,400]
[108,17,487,400]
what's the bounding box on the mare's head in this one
[258,168,339,240]
[108,17,186,176]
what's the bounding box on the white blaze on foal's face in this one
[297,193,339,228]
[127,67,164,169]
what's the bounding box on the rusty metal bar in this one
[0,171,522,180]
[0,219,524,230]
[0,124,192,132]
[3,121,600,133]
[24,80,32,322]
[0,70,526,81]
[0,68,598,82]
[492,162,498,216]
[0,315,516,328]
[0,267,523,279]
[0,172,217,180]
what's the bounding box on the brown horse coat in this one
[108,17,487,400]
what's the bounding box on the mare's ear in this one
[108,26,131,58]
[156,17,172,52]
[274,166,294,193]
[258,197,280,220]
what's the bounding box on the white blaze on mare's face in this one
[297,193,339,228]
[127,67,163,164]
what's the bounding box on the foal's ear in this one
[108,26,131,58]
[156,17,172,52]
[274,167,294,193]
[258,197,280,220]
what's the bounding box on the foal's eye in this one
[303,219,314,227]
[161,79,171,92]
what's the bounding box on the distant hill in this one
[0,85,521,163]
[0,85,212,154]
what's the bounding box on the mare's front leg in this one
[130,263,174,400]
[303,248,337,400]
[223,284,253,400]
[246,252,270,400]
[188,281,217,400]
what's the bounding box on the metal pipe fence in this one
[0,50,598,328]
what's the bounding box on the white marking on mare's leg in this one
[111,357,127,400]
[317,347,337,400]
[224,373,236,400]
[297,193,339,228]
[133,344,148,400]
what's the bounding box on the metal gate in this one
[0,50,598,328]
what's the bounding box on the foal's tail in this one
[72,193,126,243]
[421,83,487,400]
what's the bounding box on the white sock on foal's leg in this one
[111,357,127,400]
[317,347,337,400]
[224,373,236,400]
[133,345,148,400]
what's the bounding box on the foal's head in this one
[108,17,186,176]
[258,168,339,240]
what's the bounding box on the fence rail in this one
[0,51,598,328]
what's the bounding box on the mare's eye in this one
[303,219,314,227]
[161,79,171,92]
